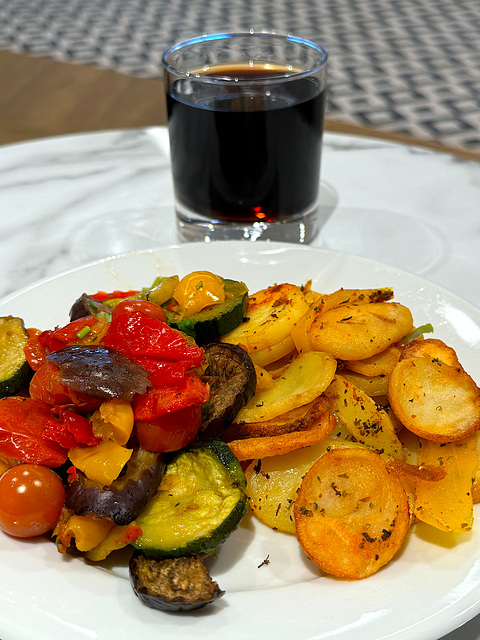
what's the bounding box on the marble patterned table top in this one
[0,127,479,640]
[0,127,478,308]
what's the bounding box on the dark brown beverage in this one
[166,63,326,223]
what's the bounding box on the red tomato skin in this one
[24,333,48,371]
[91,289,139,302]
[133,375,210,422]
[112,299,167,323]
[0,464,65,538]
[29,362,100,411]
[135,404,203,453]
[0,397,67,468]
[30,362,72,406]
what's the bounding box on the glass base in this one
[176,201,322,243]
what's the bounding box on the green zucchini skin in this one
[132,439,248,557]
[162,279,248,344]
[0,316,33,398]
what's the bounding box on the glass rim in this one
[161,31,328,83]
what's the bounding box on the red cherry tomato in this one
[0,464,66,538]
[29,361,72,405]
[29,362,99,411]
[112,299,167,323]
[135,404,203,453]
[0,397,67,468]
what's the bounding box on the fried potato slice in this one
[253,363,275,392]
[388,343,480,442]
[413,435,477,532]
[401,338,459,367]
[343,344,402,377]
[324,375,405,460]
[231,396,329,439]
[307,302,413,361]
[249,335,296,367]
[245,438,364,534]
[222,283,309,353]
[319,288,395,313]
[294,448,410,579]
[235,351,337,424]
[291,288,395,355]
[228,410,336,462]
[339,369,389,398]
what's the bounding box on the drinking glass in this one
[162,32,328,243]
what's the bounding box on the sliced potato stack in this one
[223,281,480,580]
[388,338,480,442]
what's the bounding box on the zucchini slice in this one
[0,316,33,398]
[132,439,248,557]
[162,279,248,344]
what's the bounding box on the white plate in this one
[1,241,480,640]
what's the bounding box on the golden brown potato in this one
[294,448,410,579]
[231,396,329,438]
[235,351,337,424]
[324,375,405,460]
[388,344,480,442]
[253,363,275,391]
[248,335,296,367]
[414,435,477,532]
[339,369,389,398]
[245,438,363,534]
[343,344,402,377]
[307,302,413,361]
[222,283,309,354]
[228,410,336,462]
[401,338,459,367]
[291,288,395,355]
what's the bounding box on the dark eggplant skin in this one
[69,293,113,321]
[47,345,150,402]
[65,448,164,526]
[200,342,256,439]
[129,551,224,612]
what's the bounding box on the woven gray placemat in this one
[1,0,479,152]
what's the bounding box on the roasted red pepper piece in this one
[44,408,100,450]
[58,408,100,446]
[133,374,210,421]
[135,359,193,388]
[91,290,139,302]
[24,316,99,371]
[0,397,67,467]
[103,312,203,363]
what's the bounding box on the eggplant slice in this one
[65,448,165,526]
[69,293,113,321]
[47,345,150,401]
[200,343,256,439]
[130,552,224,612]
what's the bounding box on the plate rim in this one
[1,241,480,640]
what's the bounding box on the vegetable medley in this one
[0,272,480,610]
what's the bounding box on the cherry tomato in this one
[173,271,225,318]
[29,362,99,410]
[135,404,203,453]
[24,332,48,371]
[0,397,67,468]
[0,464,65,538]
[112,299,166,323]
[29,362,72,405]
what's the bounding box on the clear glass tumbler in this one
[162,32,328,243]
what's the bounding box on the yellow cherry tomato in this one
[173,271,225,318]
